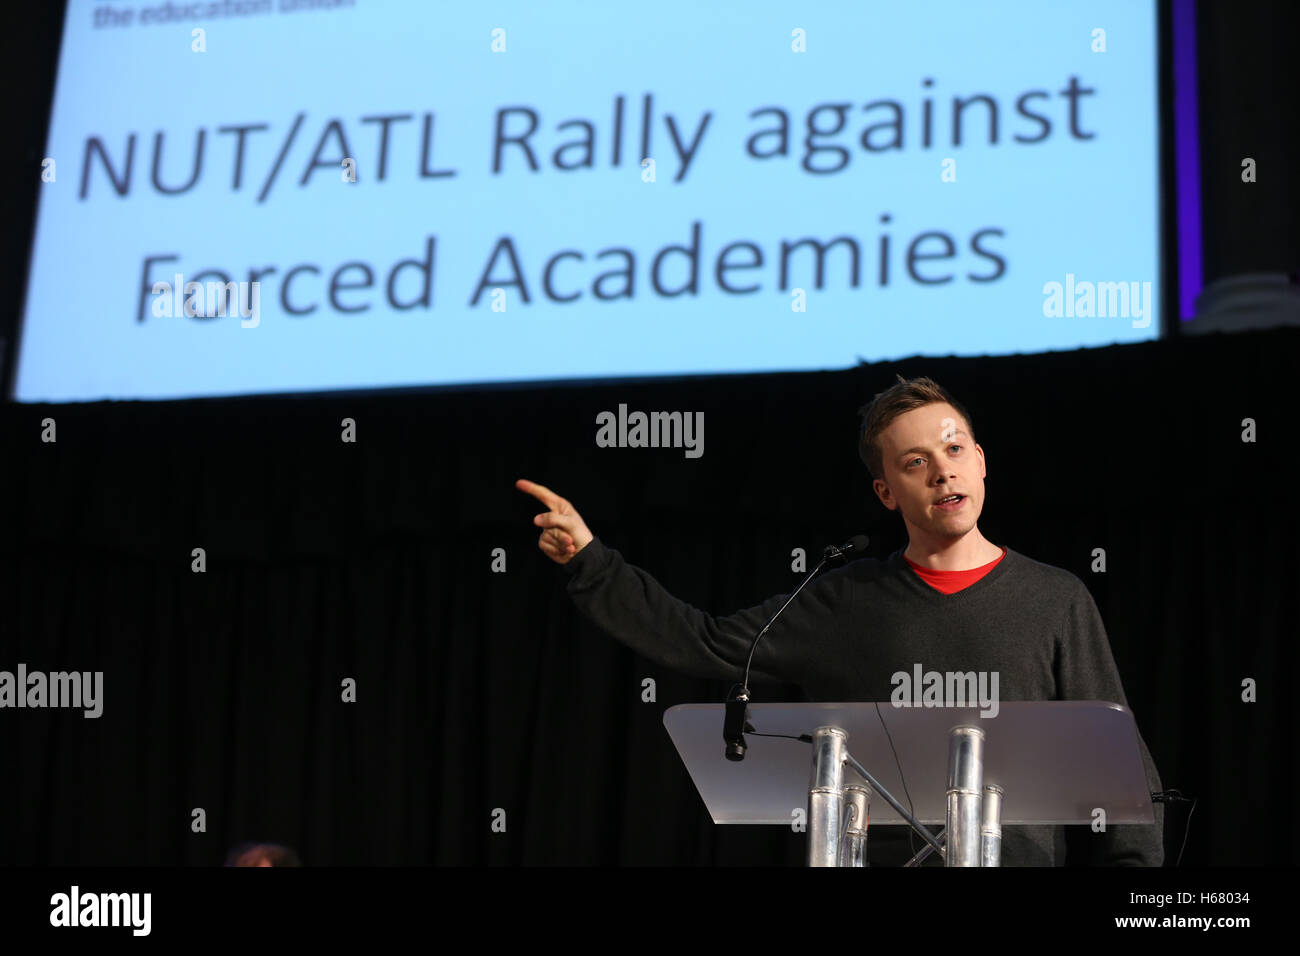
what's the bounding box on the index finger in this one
[515,478,563,510]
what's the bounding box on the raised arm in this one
[516,478,832,684]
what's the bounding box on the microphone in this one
[724,534,870,761]
[823,534,871,563]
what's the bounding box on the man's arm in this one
[558,534,822,682]
[1054,580,1166,866]
[516,478,835,684]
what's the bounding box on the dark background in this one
[1,1,1296,866]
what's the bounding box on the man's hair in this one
[857,375,976,481]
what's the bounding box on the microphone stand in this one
[724,539,861,761]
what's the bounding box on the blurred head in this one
[858,375,986,545]
[224,842,302,867]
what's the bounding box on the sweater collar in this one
[887,545,1017,599]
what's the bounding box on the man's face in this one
[871,402,987,542]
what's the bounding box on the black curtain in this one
[2,325,1295,865]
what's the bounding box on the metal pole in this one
[945,725,984,867]
[843,753,945,856]
[902,828,945,867]
[840,784,871,867]
[981,784,1003,867]
[807,726,848,867]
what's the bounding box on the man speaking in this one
[516,375,1164,866]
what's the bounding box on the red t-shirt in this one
[904,546,1008,594]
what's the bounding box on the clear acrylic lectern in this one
[663,700,1156,866]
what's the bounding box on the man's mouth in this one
[934,494,966,511]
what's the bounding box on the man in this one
[516,375,1164,865]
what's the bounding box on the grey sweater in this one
[560,536,1165,866]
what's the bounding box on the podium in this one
[663,700,1156,866]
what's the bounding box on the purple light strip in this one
[1172,0,1203,320]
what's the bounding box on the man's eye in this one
[950,444,962,453]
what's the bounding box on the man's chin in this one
[909,515,972,538]
[909,518,976,539]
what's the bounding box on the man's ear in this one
[873,478,897,511]
[975,442,987,478]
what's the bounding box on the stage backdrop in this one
[0,325,1294,865]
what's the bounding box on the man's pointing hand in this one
[515,479,595,566]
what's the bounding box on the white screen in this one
[15,0,1161,401]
